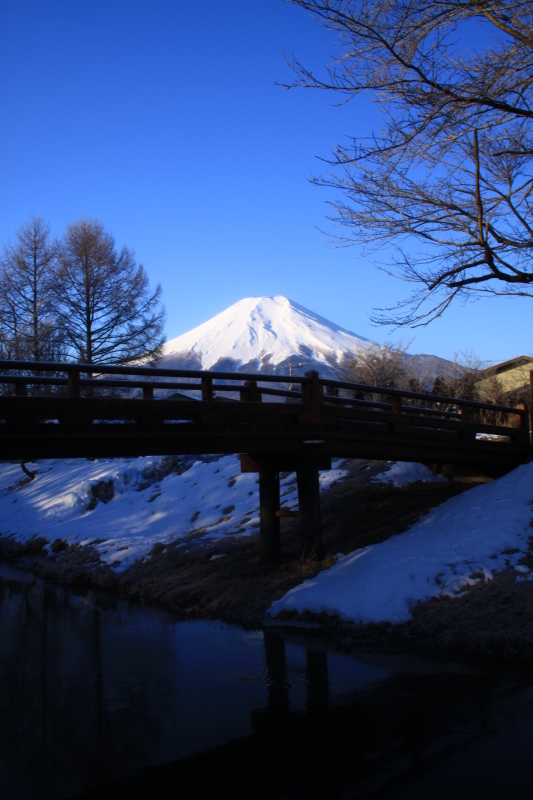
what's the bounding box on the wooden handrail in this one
[0,360,527,420]
[0,360,529,465]
[0,359,311,384]
[321,377,524,415]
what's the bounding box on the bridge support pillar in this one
[259,470,281,564]
[297,468,323,560]
[241,450,330,563]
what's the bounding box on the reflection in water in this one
[0,573,183,798]
[1,569,533,799]
[306,649,329,716]
[263,630,290,718]
[261,631,330,720]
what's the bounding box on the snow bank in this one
[373,461,445,488]
[270,462,533,624]
[0,457,348,570]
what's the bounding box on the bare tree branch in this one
[286,0,533,324]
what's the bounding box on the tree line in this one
[0,215,165,367]
[345,342,526,425]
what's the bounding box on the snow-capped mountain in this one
[161,296,376,378]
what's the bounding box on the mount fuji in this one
[161,296,377,379]
[161,295,452,381]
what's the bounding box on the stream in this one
[1,565,533,798]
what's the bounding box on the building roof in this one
[477,355,533,395]
[477,355,533,377]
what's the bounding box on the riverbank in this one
[0,460,462,625]
[2,458,533,664]
[268,559,533,664]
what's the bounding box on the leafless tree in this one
[56,218,166,365]
[0,215,62,361]
[346,341,413,390]
[432,350,512,423]
[343,339,437,407]
[433,351,487,400]
[285,1,533,325]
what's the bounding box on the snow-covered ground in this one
[373,461,446,488]
[4,451,532,629]
[270,462,533,624]
[0,456,348,570]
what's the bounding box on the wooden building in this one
[477,355,533,404]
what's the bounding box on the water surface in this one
[1,566,532,798]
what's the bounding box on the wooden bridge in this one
[0,360,531,562]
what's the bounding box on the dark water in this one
[1,566,533,799]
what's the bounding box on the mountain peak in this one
[162,295,376,375]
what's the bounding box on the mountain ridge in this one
[160,295,453,381]
[161,295,375,379]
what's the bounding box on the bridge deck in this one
[0,360,530,561]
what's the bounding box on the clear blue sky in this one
[0,0,530,364]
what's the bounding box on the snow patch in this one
[270,462,533,624]
[373,462,446,487]
[0,456,349,571]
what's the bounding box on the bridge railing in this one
[0,360,529,450]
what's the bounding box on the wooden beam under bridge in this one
[241,450,332,562]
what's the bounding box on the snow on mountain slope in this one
[162,296,376,375]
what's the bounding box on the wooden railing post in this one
[388,394,403,433]
[458,405,470,423]
[201,375,213,402]
[67,369,80,399]
[240,380,262,403]
[391,395,402,417]
[457,403,477,442]
[249,380,262,402]
[302,371,324,422]
[514,403,527,430]
[143,385,154,401]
